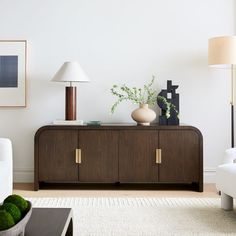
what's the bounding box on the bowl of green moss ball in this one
[0,194,32,236]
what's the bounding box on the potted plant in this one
[110,76,157,125]
[157,95,179,120]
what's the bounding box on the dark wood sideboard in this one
[34,124,203,192]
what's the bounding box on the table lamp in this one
[208,36,236,147]
[52,61,90,120]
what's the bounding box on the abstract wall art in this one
[0,40,27,107]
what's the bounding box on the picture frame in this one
[0,40,27,107]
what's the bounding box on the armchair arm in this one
[0,138,12,162]
[222,148,236,164]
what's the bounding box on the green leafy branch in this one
[157,95,179,119]
[110,76,158,114]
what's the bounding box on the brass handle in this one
[156,149,162,164]
[155,149,158,163]
[75,149,81,164]
[158,149,162,164]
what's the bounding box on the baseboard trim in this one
[204,167,216,183]
[14,167,34,183]
[13,167,217,183]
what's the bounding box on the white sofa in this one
[216,148,236,210]
[0,138,13,203]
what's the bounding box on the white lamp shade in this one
[51,61,90,82]
[208,36,236,67]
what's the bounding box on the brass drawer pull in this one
[156,149,162,164]
[75,149,81,164]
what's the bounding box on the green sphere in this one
[0,210,15,230]
[0,203,21,223]
[4,195,28,214]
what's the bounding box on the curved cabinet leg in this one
[221,192,233,210]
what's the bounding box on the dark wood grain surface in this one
[119,130,159,182]
[158,130,199,183]
[78,130,119,182]
[65,87,76,120]
[38,130,78,182]
[35,124,203,191]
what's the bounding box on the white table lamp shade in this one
[52,61,90,82]
[208,36,236,67]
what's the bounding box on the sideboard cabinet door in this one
[119,130,159,182]
[38,130,79,182]
[158,130,200,183]
[78,130,119,182]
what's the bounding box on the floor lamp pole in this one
[231,65,235,148]
[231,104,234,148]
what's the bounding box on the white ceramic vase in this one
[131,104,156,126]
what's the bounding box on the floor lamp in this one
[52,61,90,120]
[208,36,236,148]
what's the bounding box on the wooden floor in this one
[13,183,219,198]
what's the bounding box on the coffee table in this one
[25,208,73,236]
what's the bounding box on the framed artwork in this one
[0,40,27,107]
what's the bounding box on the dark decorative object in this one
[157,80,179,125]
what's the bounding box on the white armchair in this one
[216,148,236,210]
[0,138,13,203]
[221,148,236,164]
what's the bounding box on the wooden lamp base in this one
[65,87,76,120]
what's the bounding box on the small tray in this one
[86,121,101,126]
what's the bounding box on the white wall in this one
[0,0,235,183]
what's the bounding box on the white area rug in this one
[28,197,236,236]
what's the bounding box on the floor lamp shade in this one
[208,36,236,147]
[208,36,236,66]
[52,62,90,120]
